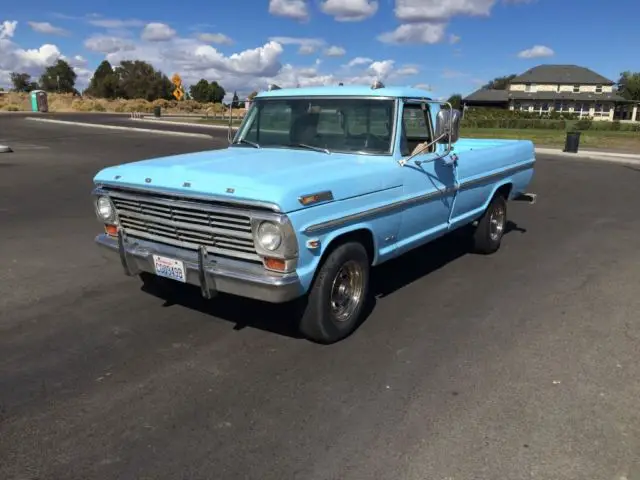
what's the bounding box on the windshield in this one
[233,97,396,154]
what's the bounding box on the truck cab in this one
[92,82,536,344]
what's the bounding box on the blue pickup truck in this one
[92,82,536,343]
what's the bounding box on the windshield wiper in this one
[235,138,260,148]
[289,143,331,154]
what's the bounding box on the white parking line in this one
[24,117,214,139]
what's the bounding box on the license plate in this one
[152,255,186,283]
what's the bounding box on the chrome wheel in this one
[489,203,506,241]
[330,260,365,322]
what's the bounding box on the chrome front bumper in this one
[96,233,303,303]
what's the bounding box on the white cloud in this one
[345,57,373,68]
[27,21,70,36]
[381,0,523,45]
[320,0,379,21]
[378,23,446,44]
[517,45,554,58]
[0,22,69,85]
[414,83,433,90]
[88,17,144,28]
[197,33,233,45]
[0,20,17,39]
[0,19,424,99]
[394,0,495,22]
[269,0,309,21]
[324,45,346,56]
[396,65,419,76]
[141,23,177,42]
[85,35,136,54]
[269,36,325,54]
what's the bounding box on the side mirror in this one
[435,108,462,145]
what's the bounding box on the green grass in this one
[193,117,640,152]
[461,128,640,150]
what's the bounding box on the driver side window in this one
[400,103,434,156]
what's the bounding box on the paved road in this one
[5,111,231,137]
[1,117,639,480]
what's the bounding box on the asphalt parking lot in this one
[1,116,639,480]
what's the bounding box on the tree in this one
[189,79,211,103]
[39,59,77,93]
[10,72,38,92]
[114,60,173,101]
[85,60,120,99]
[481,74,517,90]
[209,81,225,103]
[231,91,239,108]
[446,93,462,110]
[617,71,640,101]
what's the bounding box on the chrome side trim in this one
[304,186,456,234]
[458,161,535,191]
[94,183,282,212]
[302,160,535,234]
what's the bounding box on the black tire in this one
[298,241,370,344]
[472,193,507,254]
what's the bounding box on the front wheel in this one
[298,242,370,344]
[472,194,507,254]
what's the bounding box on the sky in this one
[1,0,639,101]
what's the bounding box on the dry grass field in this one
[0,92,245,116]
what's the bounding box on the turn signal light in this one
[105,224,118,236]
[264,257,286,272]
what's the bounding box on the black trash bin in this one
[153,106,161,118]
[563,131,581,153]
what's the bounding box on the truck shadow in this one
[140,221,525,340]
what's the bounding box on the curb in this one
[24,117,214,139]
[535,148,640,166]
[0,145,12,153]
[131,118,233,130]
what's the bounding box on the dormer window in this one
[573,85,580,93]
[595,85,603,93]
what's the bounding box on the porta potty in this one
[30,90,49,113]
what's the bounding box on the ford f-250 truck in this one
[92,82,536,344]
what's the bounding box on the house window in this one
[573,85,580,93]
[541,103,549,112]
[554,102,563,111]
[595,85,603,93]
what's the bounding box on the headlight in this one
[96,196,114,221]
[256,221,282,251]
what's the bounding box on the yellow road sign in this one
[173,87,184,101]
[171,73,182,87]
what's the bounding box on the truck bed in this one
[453,137,529,153]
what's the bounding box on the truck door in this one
[395,100,456,255]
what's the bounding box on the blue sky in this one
[2,0,639,99]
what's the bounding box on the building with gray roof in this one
[463,65,638,121]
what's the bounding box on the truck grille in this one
[108,190,260,263]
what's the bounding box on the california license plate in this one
[153,255,186,283]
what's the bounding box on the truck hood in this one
[93,147,401,212]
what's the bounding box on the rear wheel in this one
[298,242,370,344]
[472,194,507,254]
